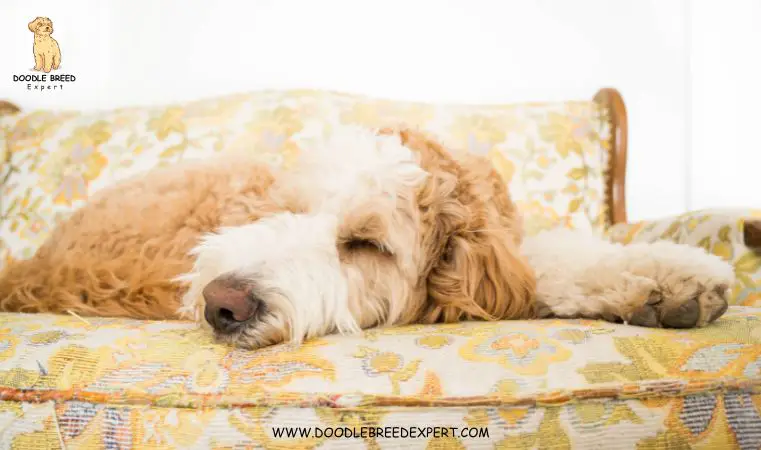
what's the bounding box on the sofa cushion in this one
[1,308,760,448]
[0,90,612,266]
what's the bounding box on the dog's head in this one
[179,126,535,349]
[29,17,53,36]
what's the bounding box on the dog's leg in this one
[43,53,53,73]
[52,50,60,70]
[522,229,734,328]
[33,52,43,71]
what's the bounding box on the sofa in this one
[1,89,760,449]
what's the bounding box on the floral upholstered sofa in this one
[1,89,761,449]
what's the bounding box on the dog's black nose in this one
[202,276,261,334]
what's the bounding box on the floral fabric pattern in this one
[1,309,761,448]
[0,89,612,266]
[609,209,761,307]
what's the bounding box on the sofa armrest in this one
[608,209,761,306]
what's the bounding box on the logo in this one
[29,17,61,73]
[12,16,76,91]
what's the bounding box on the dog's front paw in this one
[627,281,730,328]
[622,243,734,328]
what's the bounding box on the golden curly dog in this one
[28,17,61,73]
[0,127,733,349]
[0,127,534,348]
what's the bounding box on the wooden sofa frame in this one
[593,88,627,226]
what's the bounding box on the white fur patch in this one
[281,124,428,213]
[522,228,735,323]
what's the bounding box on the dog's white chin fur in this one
[177,125,428,347]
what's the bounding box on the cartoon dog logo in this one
[28,17,61,73]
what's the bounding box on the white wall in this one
[689,0,760,211]
[2,0,753,221]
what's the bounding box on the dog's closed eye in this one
[343,238,393,256]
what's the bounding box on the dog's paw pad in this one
[661,297,700,328]
[629,303,659,327]
[626,284,730,329]
[708,297,730,323]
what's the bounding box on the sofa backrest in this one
[0,90,616,265]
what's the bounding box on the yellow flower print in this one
[738,290,761,307]
[9,114,48,144]
[252,107,304,140]
[615,222,645,244]
[0,368,41,388]
[460,331,571,376]
[37,147,108,205]
[148,107,186,141]
[449,115,510,153]
[26,330,68,346]
[572,402,642,428]
[562,183,581,195]
[7,112,75,152]
[536,154,552,169]
[224,340,336,393]
[19,213,52,247]
[466,405,539,435]
[363,351,403,376]
[183,349,229,394]
[712,240,733,261]
[40,345,113,390]
[488,150,516,185]
[227,107,305,157]
[553,328,590,345]
[490,334,540,358]
[37,123,110,206]
[492,379,521,395]
[539,108,594,158]
[736,251,761,278]
[518,200,570,236]
[733,251,761,305]
[354,346,421,395]
[497,408,535,427]
[139,408,215,448]
[416,335,452,349]
[3,189,45,237]
[279,139,302,169]
[0,332,18,361]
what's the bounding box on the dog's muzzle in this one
[202,275,262,334]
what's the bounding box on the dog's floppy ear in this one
[420,157,536,323]
[28,17,42,32]
[382,126,535,323]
